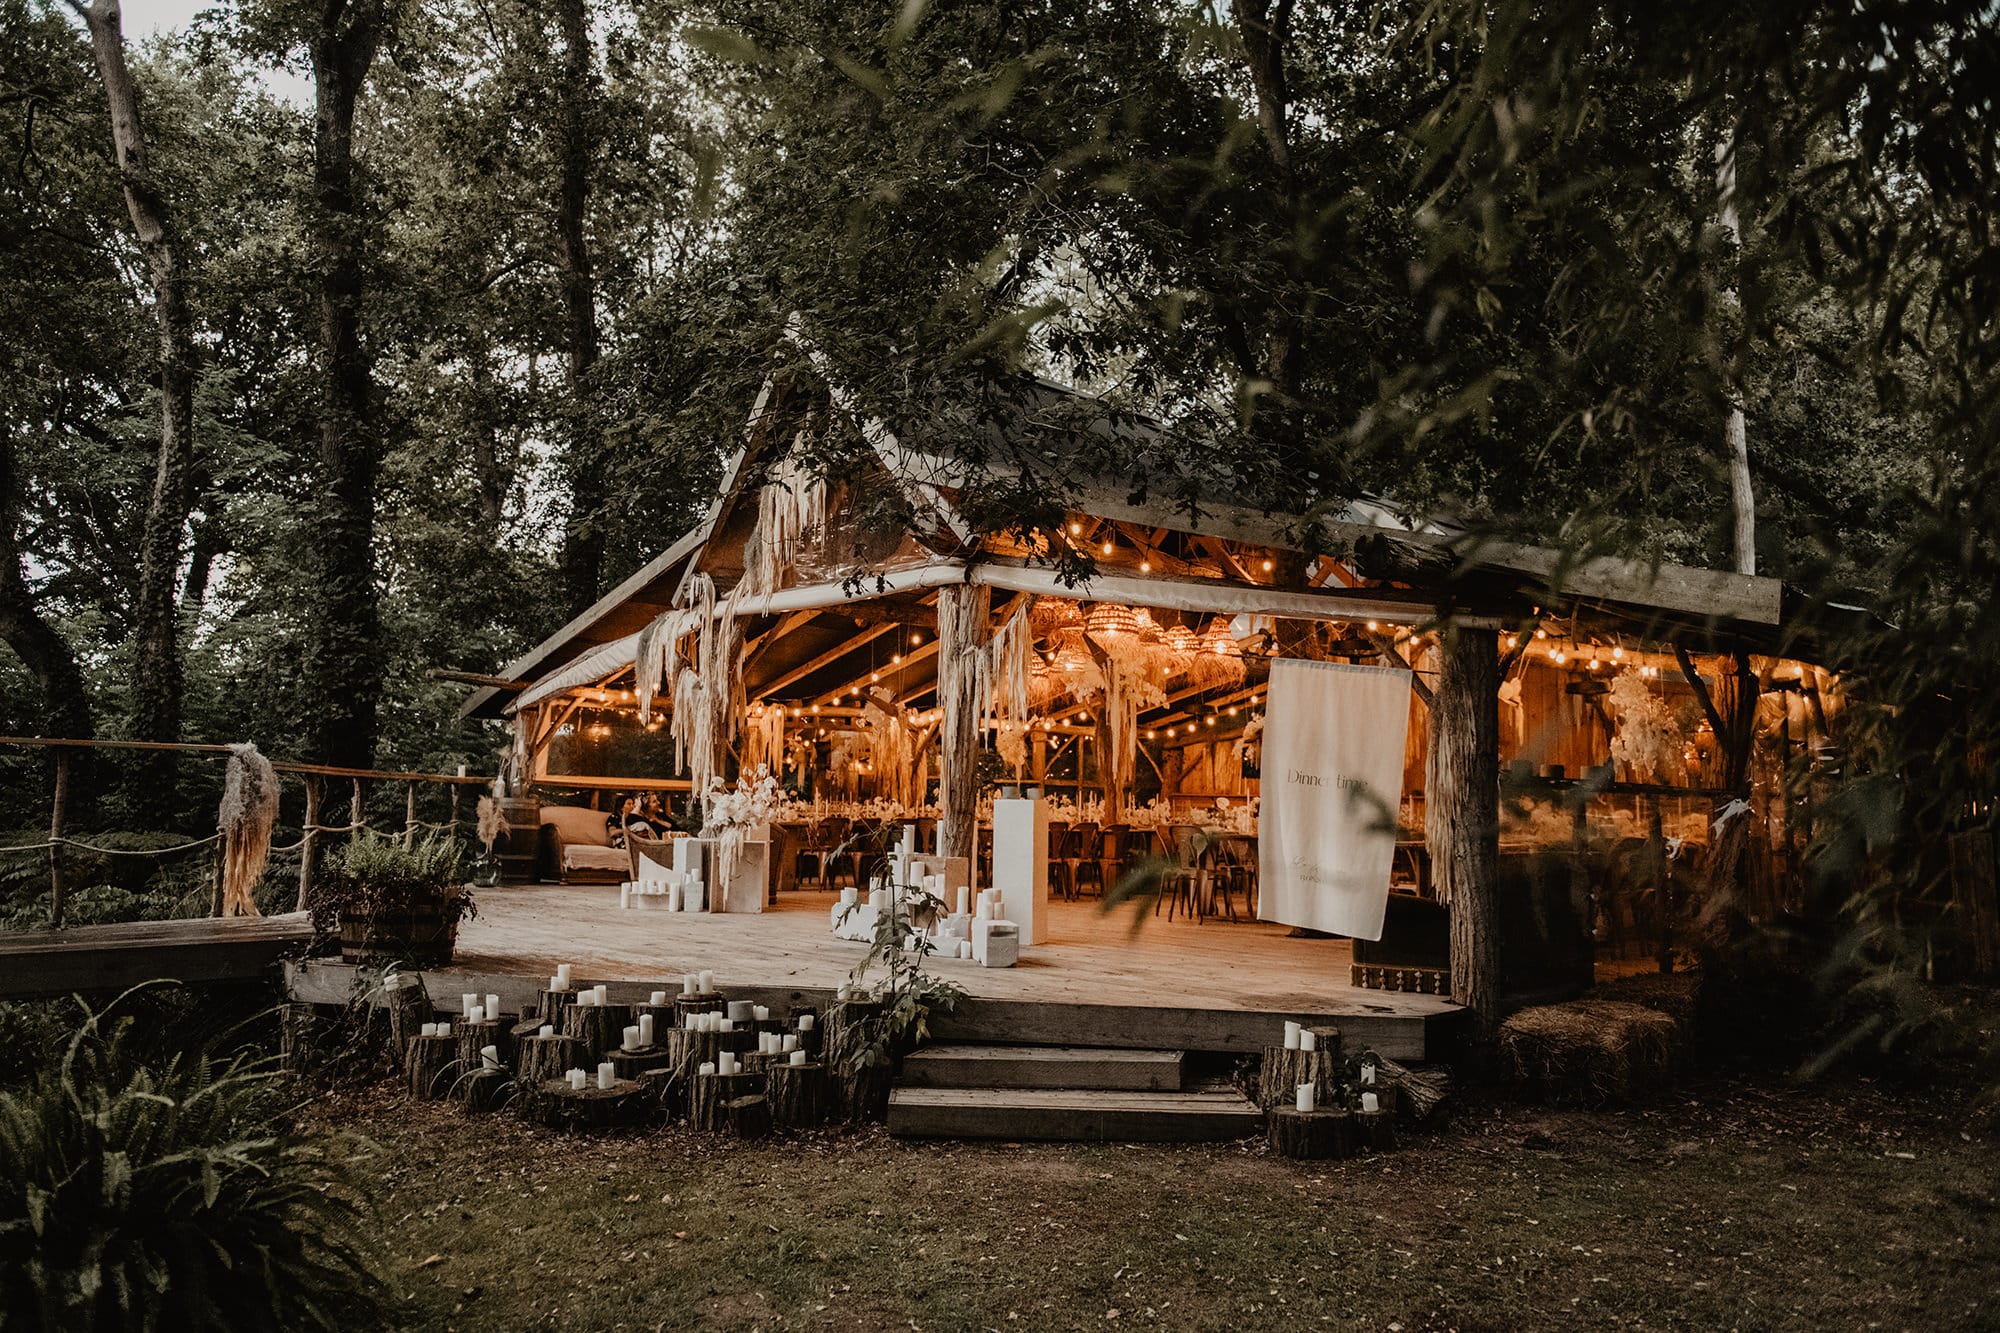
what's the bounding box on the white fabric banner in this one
[1258,659,1412,941]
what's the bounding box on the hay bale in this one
[1499,1000,1682,1105]
[1594,971,1700,1028]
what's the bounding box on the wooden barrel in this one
[338,902,459,966]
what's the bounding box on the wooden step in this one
[900,1044,1184,1091]
[887,1084,1263,1142]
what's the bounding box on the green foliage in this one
[0,985,387,1330]
[840,889,965,1070]
[306,831,471,935]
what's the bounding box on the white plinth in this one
[991,798,1049,945]
[973,917,1021,967]
[719,829,770,914]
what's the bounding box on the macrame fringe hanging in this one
[216,742,278,917]
[936,583,993,841]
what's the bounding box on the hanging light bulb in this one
[1069,522,1082,536]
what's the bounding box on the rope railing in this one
[4,735,494,929]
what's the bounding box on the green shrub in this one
[0,985,387,1330]
[306,831,471,935]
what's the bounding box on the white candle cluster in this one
[715,1051,739,1075]
[699,970,715,992]
[1283,1021,1302,1050]
[419,1022,444,1038]
[621,869,705,910]
[551,963,573,991]
[567,1068,588,1090]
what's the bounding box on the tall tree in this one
[66,0,197,815]
[552,0,604,616]
[302,0,389,769]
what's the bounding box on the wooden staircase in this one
[887,1044,1263,1142]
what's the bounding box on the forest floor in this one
[306,1072,1999,1332]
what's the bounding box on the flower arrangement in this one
[1605,670,1688,783]
[702,768,785,906]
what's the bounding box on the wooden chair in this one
[1046,822,1074,901]
[1158,826,1212,922]
[1209,833,1255,922]
[1070,822,1103,898]
[1095,825,1134,898]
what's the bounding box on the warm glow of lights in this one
[1367,621,1379,631]
[870,671,881,682]
[910,631,922,645]
[1611,646,1624,660]
[1069,522,1082,535]
[892,653,902,664]
[1261,559,1274,572]
[1166,727,1177,738]
[1204,716,1216,727]
[1101,541,1113,555]
[1588,658,1601,670]
[1146,730,1157,740]
[1140,560,1151,573]
[1552,650,1567,664]
[1535,628,1548,639]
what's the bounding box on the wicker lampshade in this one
[1186,618,1247,688]
[1199,618,1243,657]
[1084,602,1142,640]
[1132,607,1162,642]
[1029,596,1082,635]
[1159,623,1201,657]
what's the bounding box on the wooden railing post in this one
[351,777,365,839]
[48,751,69,929]
[404,780,418,847]
[297,775,322,912]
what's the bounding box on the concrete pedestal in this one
[991,798,1050,945]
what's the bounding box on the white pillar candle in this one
[419,1023,434,1038]
[620,884,632,909]
[1360,1063,1377,1086]
[467,1005,485,1024]
[556,964,573,989]
[538,1024,554,1038]
[1283,1021,1302,1050]
[1300,1030,1317,1052]
[782,1034,798,1052]
[482,1044,501,1070]
[956,886,970,915]
[650,990,668,1007]
[486,993,501,1018]
[718,1052,734,1075]
[597,1062,616,1091]
[462,992,478,1017]
[549,974,563,992]
[959,940,973,959]
[1295,1083,1315,1113]
[684,1014,698,1031]
[638,1014,654,1046]
[593,984,608,1005]
[698,1061,715,1076]
[1361,1091,1380,1114]
[788,1050,806,1066]
[698,970,715,992]
[753,1005,770,1021]
[683,973,698,994]
[719,1017,734,1033]
[622,1025,641,1052]
[568,1068,587,1090]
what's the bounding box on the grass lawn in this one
[306,1075,1998,1331]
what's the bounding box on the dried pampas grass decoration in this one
[217,742,278,917]
[476,794,505,852]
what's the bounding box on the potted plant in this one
[309,832,475,967]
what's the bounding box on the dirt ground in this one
[303,1073,1999,1332]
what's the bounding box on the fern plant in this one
[0,985,387,1331]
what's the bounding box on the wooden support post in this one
[448,783,461,837]
[351,777,365,836]
[297,776,322,913]
[404,780,418,847]
[1429,624,1501,1049]
[935,581,990,865]
[48,751,68,929]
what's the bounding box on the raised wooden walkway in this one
[0,912,315,999]
[284,886,1461,1059]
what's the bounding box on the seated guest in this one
[619,796,668,839]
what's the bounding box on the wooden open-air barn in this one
[340,344,1845,1141]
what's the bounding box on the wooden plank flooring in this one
[316,884,1459,1058]
[0,911,314,999]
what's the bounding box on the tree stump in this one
[1266,1107,1357,1159]
[608,1048,671,1081]
[636,1002,678,1036]
[742,1051,780,1079]
[635,1065,679,1112]
[688,1070,761,1132]
[675,993,724,1023]
[461,1067,511,1115]
[1357,1107,1398,1152]
[726,1094,773,1139]
[404,1032,459,1099]
[521,1078,652,1130]
[825,999,881,1072]
[519,1033,588,1088]
[1257,1044,1344,1111]
[455,1016,512,1075]
[1374,1056,1451,1123]
[536,988,579,1025]
[766,1062,829,1130]
[511,1015,551,1044]
[560,1002,632,1056]
[383,978,432,1058]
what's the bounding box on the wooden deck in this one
[0,911,315,999]
[286,885,1461,1059]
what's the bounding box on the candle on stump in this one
[622,1025,641,1052]
[753,1004,770,1021]
[798,1014,815,1031]
[462,992,478,1017]
[1283,1021,1302,1050]
[650,990,668,1006]
[638,1014,654,1046]
[567,1068,586,1090]
[698,969,715,992]
[467,1005,485,1024]
[1301,1030,1317,1052]
[482,1044,501,1071]
[699,1061,716,1076]
[538,1024,554,1038]
[1361,1091,1380,1114]
[556,964,572,990]
[719,1017,734,1033]
[596,1062,615,1091]
[1295,1082,1316,1113]
[1360,1062,1377,1086]
[788,1050,806,1066]
[592,984,609,1005]
[485,992,501,1018]
[684,1014,698,1031]
[548,973,563,992]
[682,973,698,994]
[782,1034,798,1052]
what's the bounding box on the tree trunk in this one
[1430,625,1501,1049]
[305,0,386,771]
[0,431,94,812]
[1712,129,1756,576]
[553,0,603,617]
[74,0,197,820]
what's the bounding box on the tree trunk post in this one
[297,776,322,912]
[48,750,68,928]
[935,581,990,864]
[1430,623,1501,1050]
[351,777,365,838]
[404,780,417,847]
